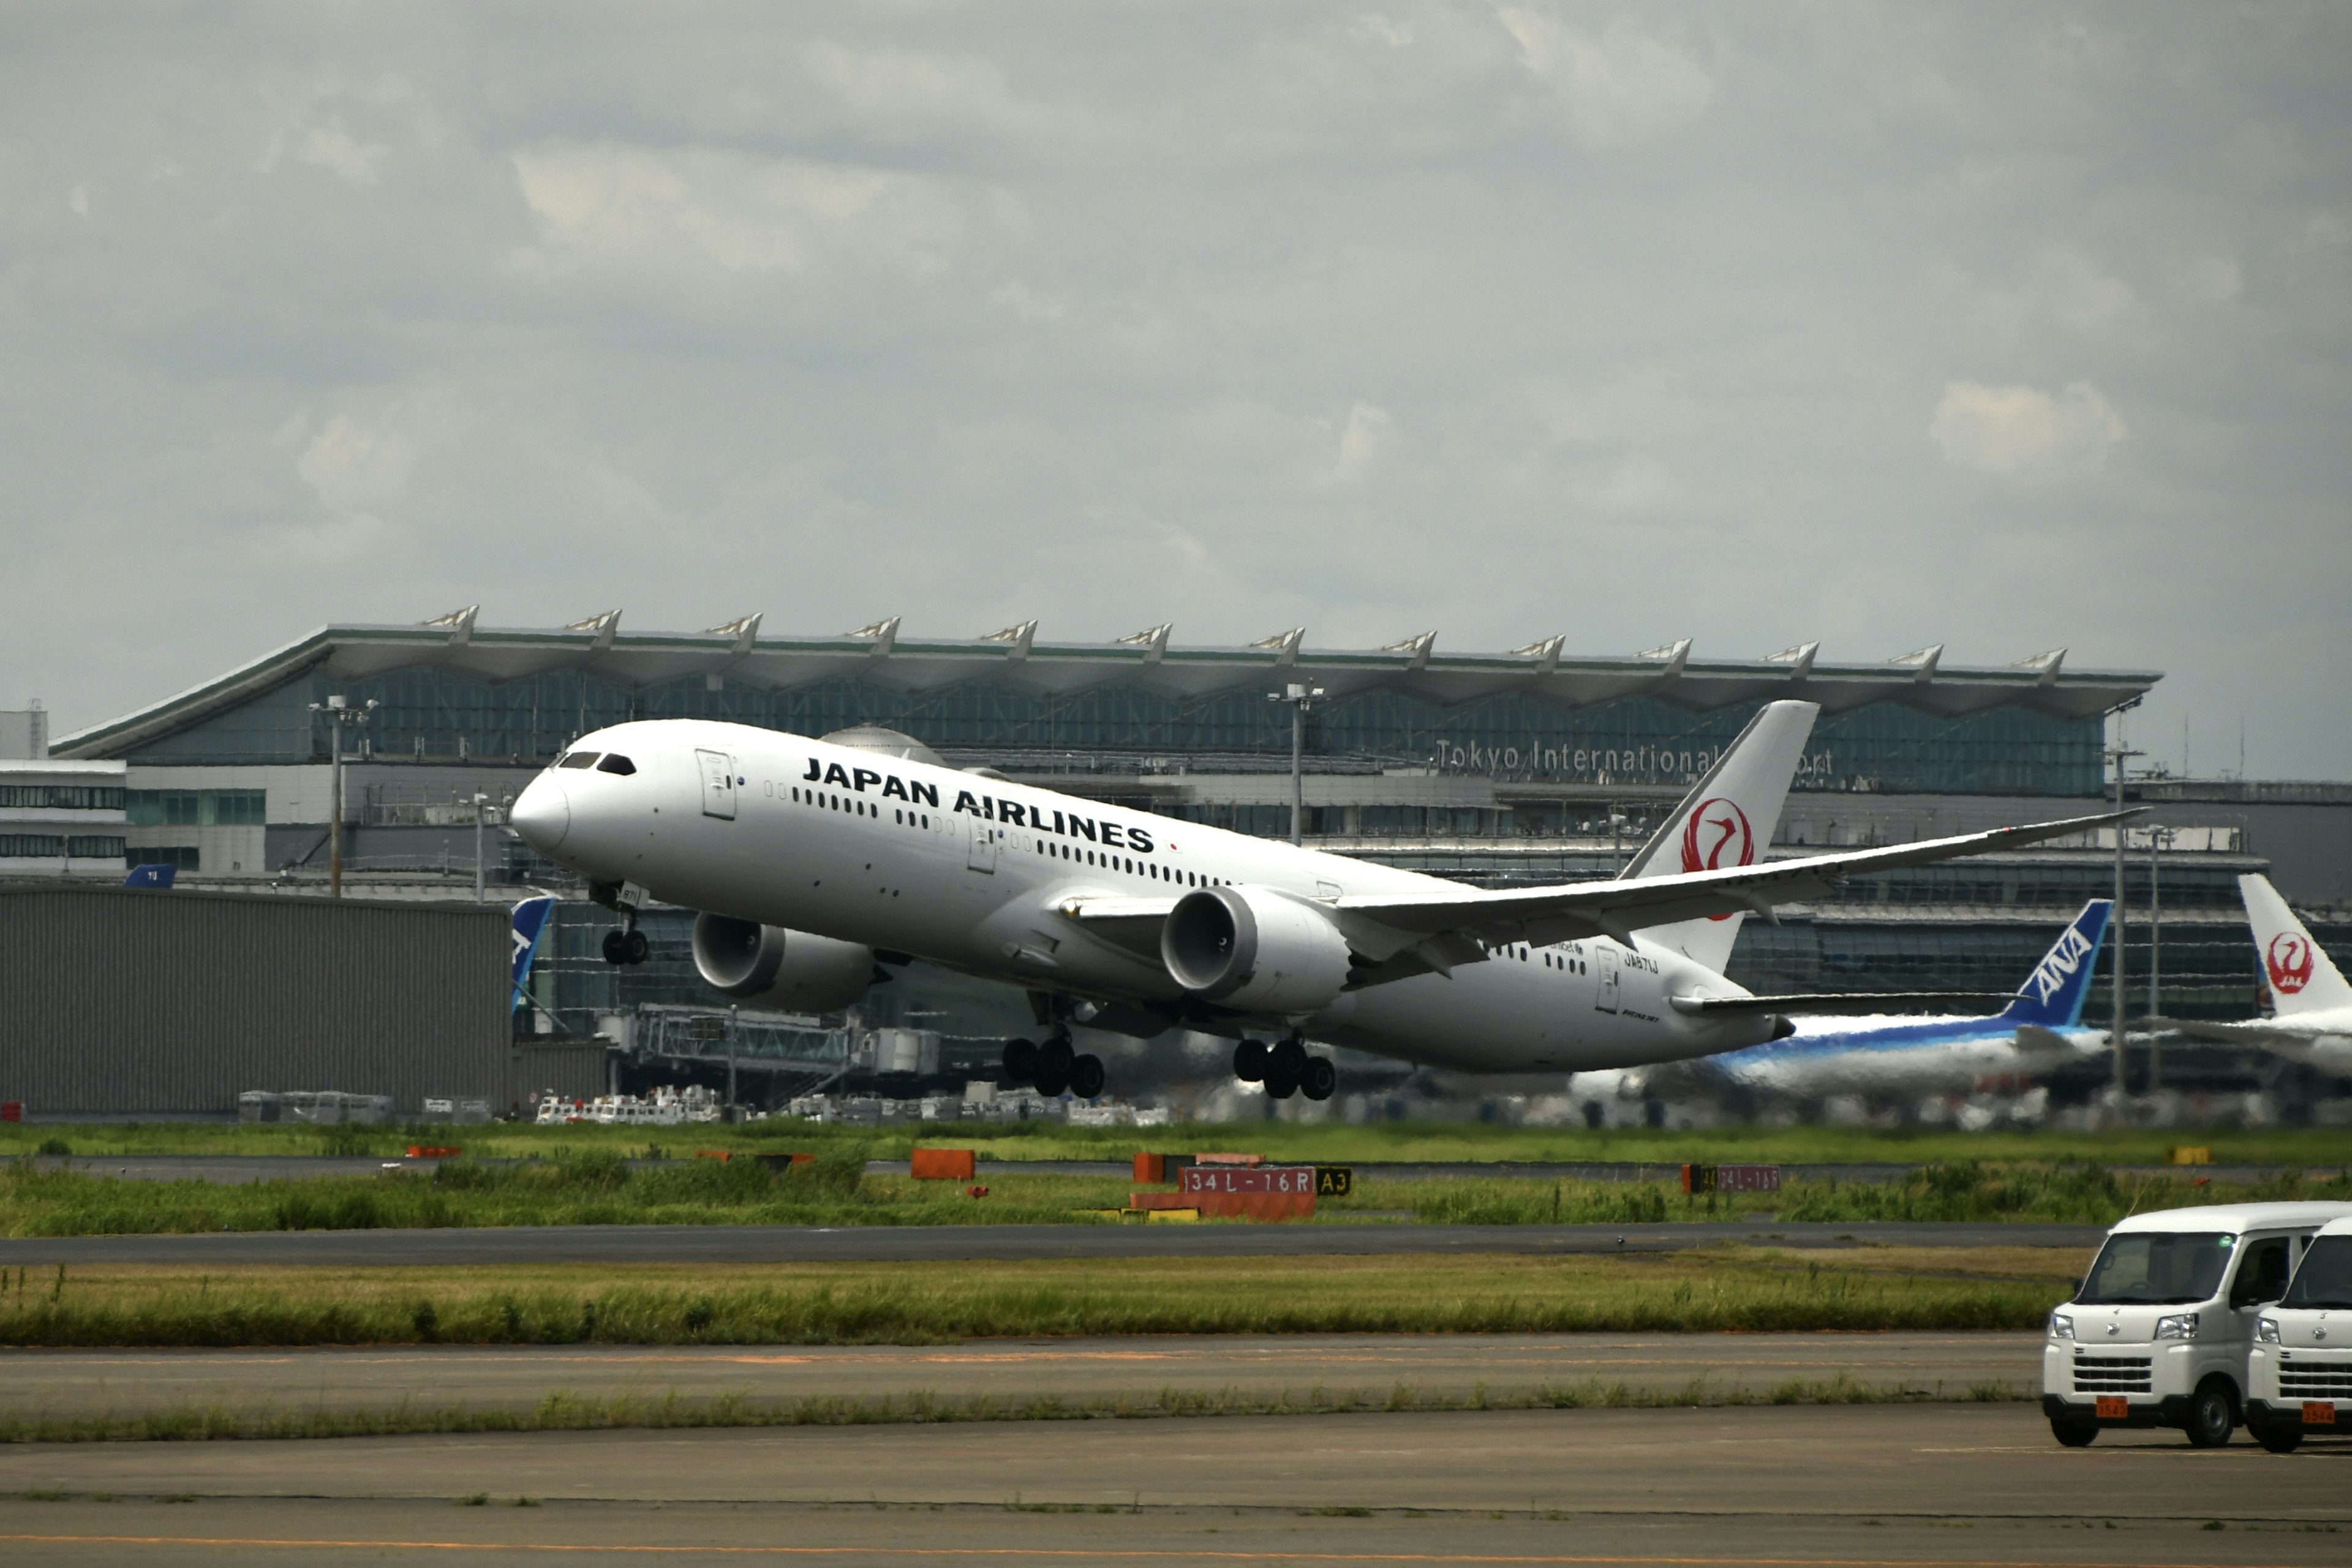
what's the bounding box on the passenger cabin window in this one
[595,754,637,775]
[558,752,600,769]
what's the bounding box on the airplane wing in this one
[1332,810,2136,959]
[1061,895,1181,960]
[1670,991,2014,1016]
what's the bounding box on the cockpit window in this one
[557,752,600,769]
[596,753,637,776]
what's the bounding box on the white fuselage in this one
[2197,1014,2352,1077]
[514,720,1777,1074]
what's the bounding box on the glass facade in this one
[128,668,2106,798]
[126,789,266,826]
[0,834,127,859]
[0,783,124,810]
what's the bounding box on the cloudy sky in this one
[4,3,2346,775]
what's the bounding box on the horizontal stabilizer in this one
[1670,991,2014,1017]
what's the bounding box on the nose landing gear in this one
[600,926,649,965]
[1236,1036,1335,1101]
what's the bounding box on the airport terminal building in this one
[29,611,2351,1112]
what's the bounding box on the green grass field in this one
[5,1144,2346,1238]
[7,1118,2348,1167]
[0,1243,2086,1351]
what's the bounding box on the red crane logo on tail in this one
[2267,932,2314,995]
[1681,798,1755,922]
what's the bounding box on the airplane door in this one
[1594,945,1620,1014]
[966,820,998,873]
[696,750,737,820]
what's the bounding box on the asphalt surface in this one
[0,1332,2046,1421]
[0,1218,2109,1267]
[1,1404,2344,1566]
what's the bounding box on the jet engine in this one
[691,913,875,1014]
[1161,884,1353,1017]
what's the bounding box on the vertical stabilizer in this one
[1999,900,2111,1027]
[1622,699,1819,973]
[511,895,556,1012]
[2240,874,2352,1015]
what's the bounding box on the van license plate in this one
[2305,1402,2337,1426]
[2095,1397,2130,1421]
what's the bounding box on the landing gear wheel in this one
[1268,1038,1308,1083]
[2185,1379,2236,1448]
[1034,1036,1076,1098]
[622,928,650,965]
[1069,1054,1106,1100]
[2049,1418,2098,1448]
[1300,1057,1336,1102]
[601,930,628,965]
[2253,1424,2302,1455]
[1233,1041,1267,1083]
[1001,1038,1039,1084]
[1264,1067,1300,1100]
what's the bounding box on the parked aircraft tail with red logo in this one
[2241,873,2352,1016]
[1619,699,1820,973]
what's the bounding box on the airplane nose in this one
[511,775,570,851]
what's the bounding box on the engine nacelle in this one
[691,913,875,1014]
[1161,884,1353,1017]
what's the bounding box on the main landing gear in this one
[1001,1033,1106,1100]
[1233,1036,1335,1101]
[601,925,649,965]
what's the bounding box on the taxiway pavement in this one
[0,1404,2342,1566]
[0,1332,2045,1422]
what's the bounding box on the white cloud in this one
[1972,243,2145,346]
[295,412,415,515]
[1319,402,1400,487]
[1570,452,1680,513]
[797,42,1050,143]
[509,143,1003,297]
[1930,380,2129,481]
[1352,14,1415,49]
[1494,9,1715,148]
[1526,368,1696,447]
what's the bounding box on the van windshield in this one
[2282,1236,2352,1310]
[2077,1231,2233,1305]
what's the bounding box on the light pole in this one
[2104,732,2141,1096]
[2148,824,2171,1090]
[1268,683,1324,846]
[471,791,491,902]
[307,696,378,899]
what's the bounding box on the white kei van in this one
[2246,1213,2352,1453]
[2042,1202,2352,1447]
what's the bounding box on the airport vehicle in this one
[507,700,2125,1096]
[2247,1215,2352,1453]
[2043,1203,2352,1447]
[1574,899,2113,1107]
[2154,875,2352,1077]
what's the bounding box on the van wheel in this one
[2184,1379,2236,1448]
[2253,1425,2302,1455]
[2050,1418,2097,1448]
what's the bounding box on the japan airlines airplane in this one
[507,700,2127,1101]
[2154,875,2352,1077]
[1572,899,2114,1106]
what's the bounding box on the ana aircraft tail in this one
[1622,699,1819,973]
[2240,873,2352,1016]
[511,894,556,1011]
[1998,900,2112,1028]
